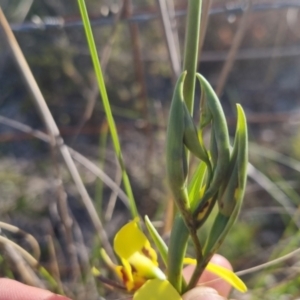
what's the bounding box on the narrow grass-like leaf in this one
[77,0,138,219]
[249,142,300,173]
[39,266,62,294]
[144,216,168,267]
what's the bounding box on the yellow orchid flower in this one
[95,219,246,298]
[99,218,166,292]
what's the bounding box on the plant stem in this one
[183,0,202,115]
[167,216,189,293]
[170,0,203,293]
[77,0,138,219]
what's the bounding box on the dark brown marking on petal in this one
[196,198,212,221]
[141,247,151,259]
[131,264,137,274]
[121,268,129,285]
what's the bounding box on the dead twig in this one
[45,234,64,293]
[0,221,40,260]
[105,162,122,222]
[0,115,131,208]
[0,7,114,261]
[216,1,252,96]
[198,0,212,58]
[157,0,181,79]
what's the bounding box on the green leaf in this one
[188,161,207,211]
[166,71,188,194]
[197,73,230,186]
[183,103,210,166]
[203,104,248,256]
[193,73,231,227]
[77,0,138,219]
[144,216,168,267]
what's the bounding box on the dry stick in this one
[157,0,182,234]
[100,1,125,71]
[3,243,44,287]
[200,44,300,62]
[72,217,99,300]
[0,221,40,260]
[161,0,182,233]
[216,1,252,96]
[0,236,39,267]
[47,204,75,296]
[105,164,122,221]
[247,164,299,227]
[0,132,94,293]
[49,113,81,282]
[124,0,149,119]
[166,0,181,68]
[59,32,101,145]
[0,115,115,296]
[236,247,300,276]
[0,7,114,260]
[157,0,181,79]
[10,0,34,22]
[263,14,288,86]
[45,234,64,293]
[198,0,212,58]
[53,176,81,282]
[0,237,44,287]
[0,115,131,208]
[70,149,130,208]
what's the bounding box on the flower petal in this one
[120,258,135,290]
[112,219,166,291]
[183,258,247,293]
[129,252,166,281]
[206,262,247,293]
[133,279,182,300]
[114,219,157,263]
[183,257,196,265]
[100,248,134,289]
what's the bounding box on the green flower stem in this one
[167,215,188,293]
[77,0,138,219]
[168,0,203,293]
[185,253,213,292]
[182,0,202,114]
[166,71,205,293]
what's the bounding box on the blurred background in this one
[1,0,300,299]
